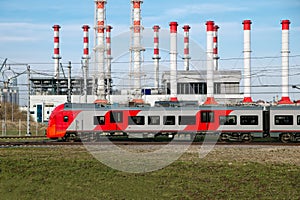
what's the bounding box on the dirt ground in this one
[186,145,300,166]
[87,143,300,166]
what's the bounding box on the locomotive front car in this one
[46,103,81,139]
[269,106,300,143]
[46,104,65,139]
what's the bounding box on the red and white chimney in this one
[242,20,253,103]
[204,21,218,105]
[213,25,219,71]
[170,22,178,102]
[53,25,61,79]
[82,25,90,59]
[95,0,106,101]
[106,25,113,101]
[82,25,90,103]
[278,20,293,104]
[153,25,160,90]
[183,25,191,71]
[131,0,144,98]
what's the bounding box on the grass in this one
[0,147,300,199]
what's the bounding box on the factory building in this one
[30,77,94,96]
[0,87,19,105]
[27,0,294,122]
[0,78,19,105]
[162,70,241,96]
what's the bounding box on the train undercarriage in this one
[59,131,300,143]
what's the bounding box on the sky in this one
[0,0,300,102]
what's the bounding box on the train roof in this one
[62,103,277,111]
[269,105,300,110]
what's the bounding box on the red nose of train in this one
[46,104,65,139]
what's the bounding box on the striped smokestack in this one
[278,20,293,104]
[82,25,90,59]
[183,25,191,71]
[213,25,219,71]
[131,0,144,99]
[82,25,90,103]
[53,25,61,80]
[169,22,178,102]
[95,0,107,102]
[204,21,218,105]
[153,25,160,90]
[242,20,253,103]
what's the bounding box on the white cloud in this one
[165,3,248,17]
[0,22,49,30]
[0,36,38,42]
[1,1,84,12]
[0,23,49,42]
[0,22,88,43]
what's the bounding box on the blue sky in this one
[1,0,300,101]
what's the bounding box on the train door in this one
[200,110,215,132]
[110,111,123,132]
[263,110,270,137]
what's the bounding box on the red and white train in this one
[46,102,300,143]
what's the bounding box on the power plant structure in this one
[242,20,253,103]
[0,79,19,105]
[28,0,297,122]
[278,20,293,104]
[152,25,160,91]
[0,58,20,105]
[183,25,191,71]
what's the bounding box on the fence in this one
[0,120,47,136]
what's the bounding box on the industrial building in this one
[0,78,19,105]
[28,1,294,122]
[0,86,19,105]
[162,70,241,96]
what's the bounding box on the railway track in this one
[1,140,300,147]
[0,136,47,139]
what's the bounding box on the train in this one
[46,102,300,143]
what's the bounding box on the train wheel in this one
[242,134,252,143]
[280,133,291,143]
[63,133,77,142]
[62,136,72,142]
[219,133,227,143]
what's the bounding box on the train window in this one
[163,116,175,125]
[94,116,105,125]
[240,116,258,125]
[179,116,196,125]
[110,111,123,123]
[275,115,293,125]
[298,116,300,125]
[128,116,145,125]
[148,116,160,125]
[201,111,214,123]
[63,116,69,122]
[219,115,237,125]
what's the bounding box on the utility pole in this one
[83,60,88,103]
[27,65,31,136]
[67,61,72,103]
